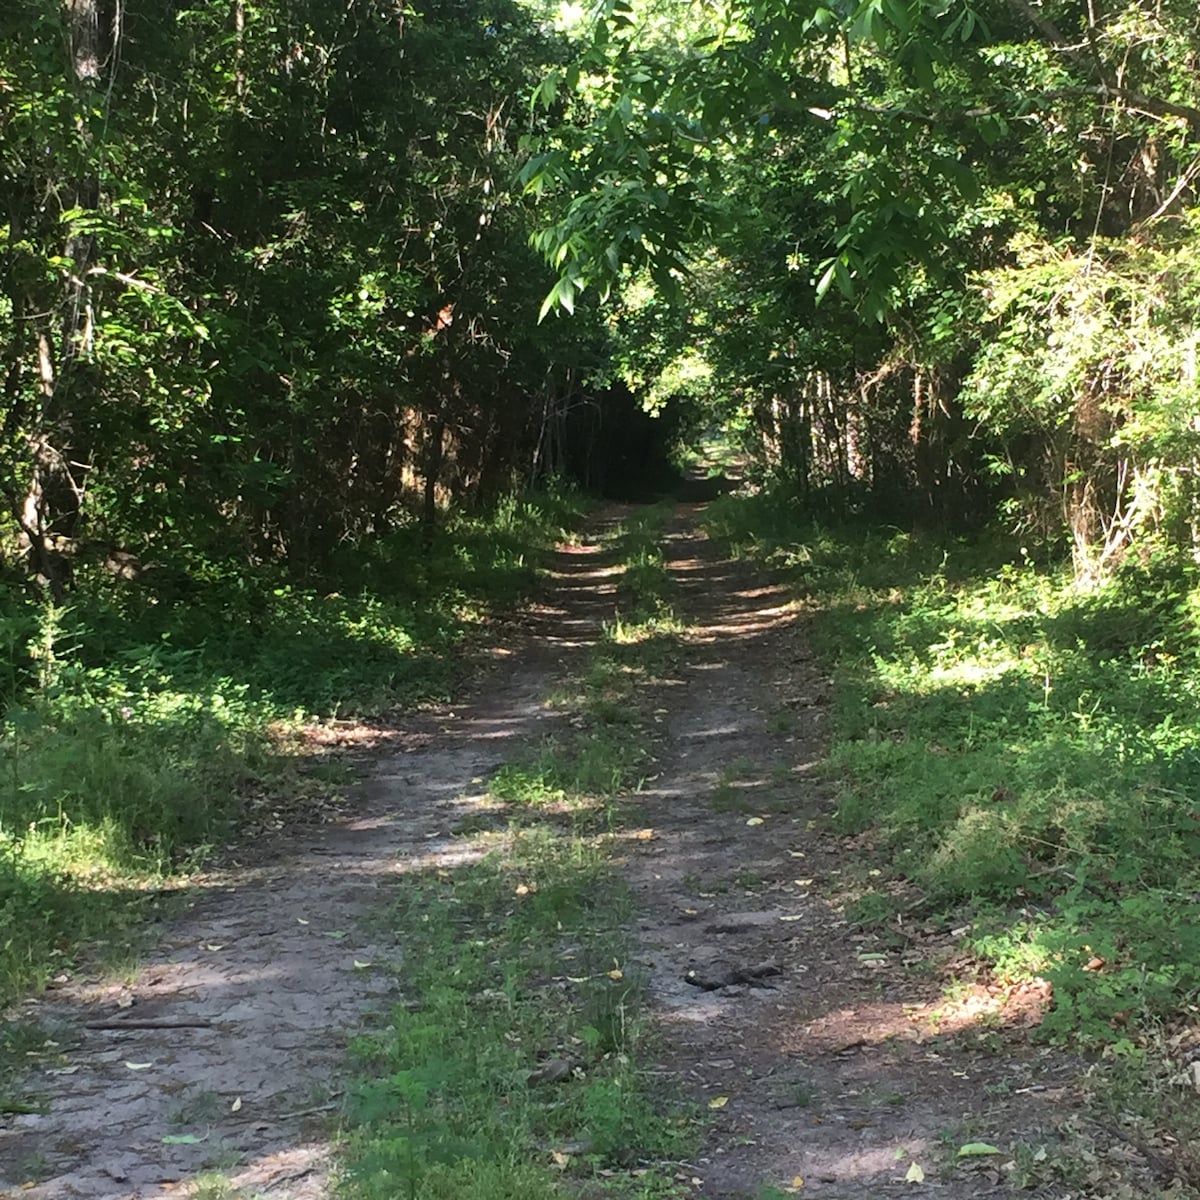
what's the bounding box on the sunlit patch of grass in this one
[605,613,686,645]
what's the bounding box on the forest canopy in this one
[3,0,1200,583]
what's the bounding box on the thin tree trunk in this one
[421,413,447,549]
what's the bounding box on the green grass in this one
[705,488,1200,1047]
[340,832,695,1200]
[490,729,650,808]
[339,511,697,1200]
[610,502,678,624]
[0,488,584,1008]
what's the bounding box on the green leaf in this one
[958,1142,1001,1157]
[814,259,838,301]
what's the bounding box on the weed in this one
[168,1087,222,1127]
[339,833,694,1199]
[765,707,794,735]
[844,890,895,927]
[10,1150,50,1183]
[188,1171,267,1200]
[709,760,767,814]
[490,731,647,808]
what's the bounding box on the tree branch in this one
[1003,0,1200,130]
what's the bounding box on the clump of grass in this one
[490,731,648,808]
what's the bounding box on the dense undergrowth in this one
[339,506,694,1200]
[705,488,1200,1048]
[0,490,583,1006]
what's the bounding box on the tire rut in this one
[623,505,1075,1199]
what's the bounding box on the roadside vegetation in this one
[0,491,583,1008]
[338,509,696,1200]
[703,488,1200,1187]
[706,487,1200,1047]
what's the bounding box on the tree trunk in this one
[421,413,447,549]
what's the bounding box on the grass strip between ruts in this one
[338,506,699,1200]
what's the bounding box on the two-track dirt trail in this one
[2,502,1073,1199]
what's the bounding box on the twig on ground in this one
[278,1093,344,1120]
[84,1019,214,1030]
[1091,1118,1179,1184]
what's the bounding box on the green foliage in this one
[708,488,1200,1044]
[526,0,1200,572]
[0,0,633,589]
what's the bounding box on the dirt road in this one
[1,504,1092,1198]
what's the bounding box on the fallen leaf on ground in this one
[746,817,765,826]
[958,1142,1001,1157]
[905,1162,925,1183]
[353,960,373,970]
[231,1096,242,1113]
[634,828,655,840]
[709,1096,729,1109]
[124,1061,153,1070]
[161,1133,205,1144]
